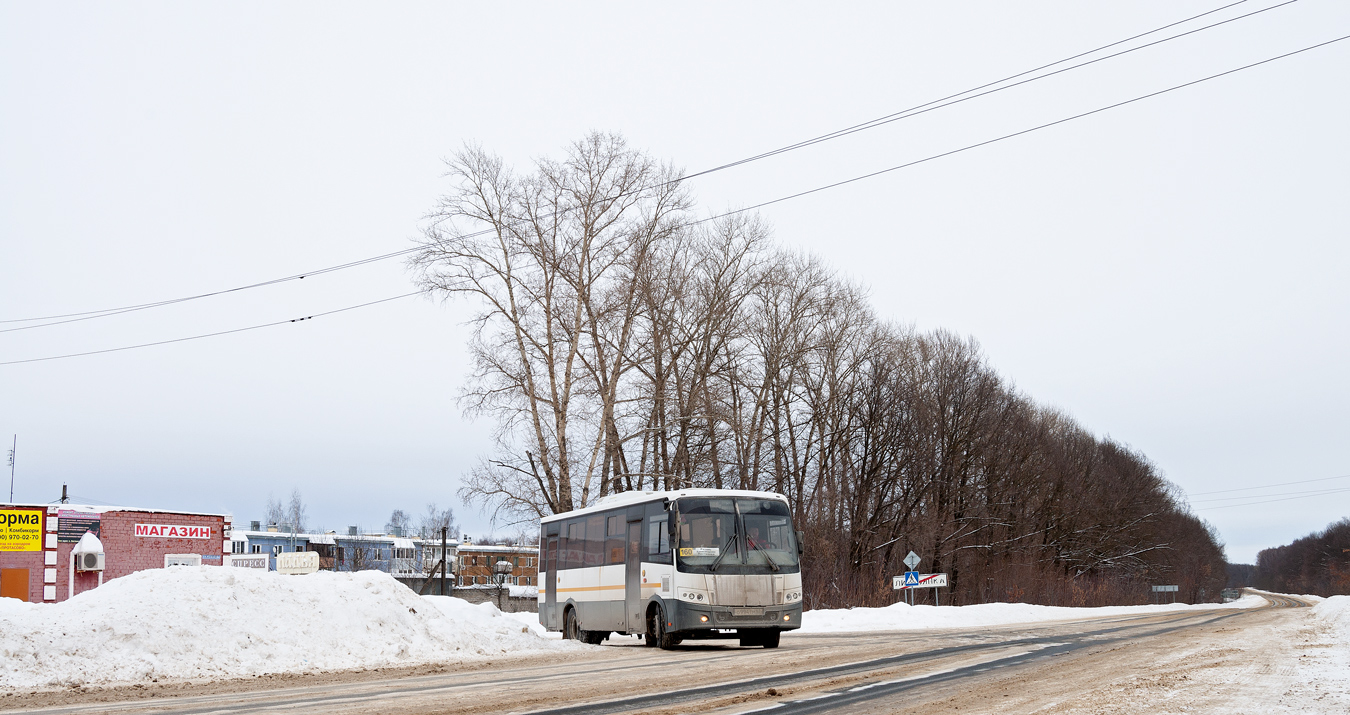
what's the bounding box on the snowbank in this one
[1313,595,1350,637]
[797,594,1265,633]
[0,567,582,690]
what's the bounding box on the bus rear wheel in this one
[563,608,581,641]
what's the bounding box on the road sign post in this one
[901,552,922,606]
[1151,584,1179,603]
[893,572,949,605]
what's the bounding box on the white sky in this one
[2,2,1347,564]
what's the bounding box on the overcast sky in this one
[2,1,1347,563]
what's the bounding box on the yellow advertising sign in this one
[0,510,44,551]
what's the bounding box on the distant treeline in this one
[1253,518,1350,596]
[411,133,1228,609]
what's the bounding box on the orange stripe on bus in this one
[547,583,662,594]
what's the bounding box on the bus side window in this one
[563,520,585,569]
[643,514,670,563]
[606,513,625,564]
[584,515,605,566]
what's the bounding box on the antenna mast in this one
[6,435,14,503]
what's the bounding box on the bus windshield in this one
[675,497,799,574]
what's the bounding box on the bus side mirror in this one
[796,531,805,555]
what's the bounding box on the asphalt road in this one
[0,592,1315,715]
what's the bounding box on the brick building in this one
[455,541,539,588]
[0,503,229,603]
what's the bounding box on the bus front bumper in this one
[670,602,803,633]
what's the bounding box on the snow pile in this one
[0,567,582,690]
[1313,595,1350,637]
[797,594,1265,633]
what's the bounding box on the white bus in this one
[538,489,804,649]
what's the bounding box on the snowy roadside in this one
[794,594,1266,633]
[0,567,586,691]
[496,594,1267,638]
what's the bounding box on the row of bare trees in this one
[1253,518,1350,596]
[410,133,1227,607]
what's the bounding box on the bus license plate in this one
[732,608,763,617]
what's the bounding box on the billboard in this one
[57,509,101,543]
[0,510,44,551]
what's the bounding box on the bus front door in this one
[626,521,642,633]
[544,537,559,630]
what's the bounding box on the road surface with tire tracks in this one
[0,590,1317,715]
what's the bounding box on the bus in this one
[538,489,804,649]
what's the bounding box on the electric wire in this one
[1187,472,1350,496]
[3,32,1347,366]
[1189,486,1350,503]
[680,0,1280,182]
[682,33,1350,228]
[0,292,421,366]
[0,0,1288,329]
[1195,487,1350,510]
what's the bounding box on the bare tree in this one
[411,132,690,522]
[386,509,412,535]
[418,503,458,540]
[264,496,284,529]
[285,489,308,533]
[262,490,308,533]
[409,135,1230,609]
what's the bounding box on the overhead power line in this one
[1189,485,1350,503]
[682,33,1350,227]
[1187,472,1350,496]
[3,31,1346,366]
[1195,487,1350,511]
[1,0,1289,329]
[681,0,1283,182]
[0,292,421,366]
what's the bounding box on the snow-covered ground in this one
[507,595,1267,637]
[795,594,1266,633]
[0,567,583,690]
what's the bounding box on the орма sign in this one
[0,510,43,551]
[134,523,211,539]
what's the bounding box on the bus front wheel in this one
[646,606,680,650]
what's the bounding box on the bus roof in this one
[539,488,789,524]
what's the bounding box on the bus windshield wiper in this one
[748,533,779,572]
[709,516,738,572]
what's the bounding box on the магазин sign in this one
[134,523,211,539]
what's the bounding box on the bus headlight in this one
[700,615,709,623]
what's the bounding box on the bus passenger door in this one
[625,521,642,633]
[544,537,559,630]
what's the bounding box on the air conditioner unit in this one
[77,551,105,572]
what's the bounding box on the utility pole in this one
[6,435,14,503]
[440,526,448,596]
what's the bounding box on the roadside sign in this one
[276,551,320,575]
[893,573,948,590]
[226,554,269,569]
[903,551,921,570]
[1151,585,1179,592]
